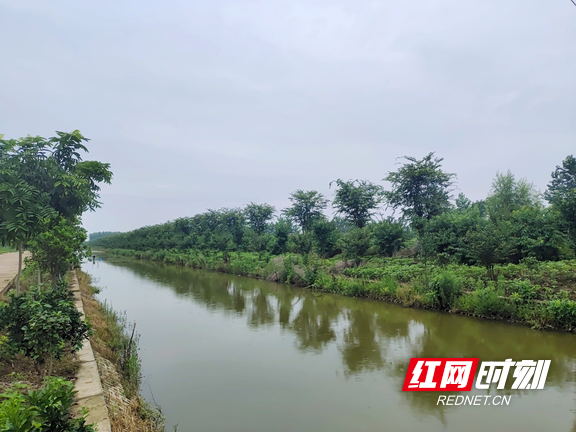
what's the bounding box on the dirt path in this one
[0,251,31,293]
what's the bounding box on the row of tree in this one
[91,153,576,268]
[0,131,112,289]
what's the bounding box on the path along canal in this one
[82,256,576,432]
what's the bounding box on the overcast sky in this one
[1,0,575,234]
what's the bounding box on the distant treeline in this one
[90,153,576,272]
[89,231,123,242]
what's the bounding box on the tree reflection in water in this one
[100,257,576,421]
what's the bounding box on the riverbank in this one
[102,248,576,332]
[0,253,163,431]
[76,270,164,432]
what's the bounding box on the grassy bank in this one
[105,248,576,332]
[77,270,165,432]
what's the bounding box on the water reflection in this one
[86,257,576,430]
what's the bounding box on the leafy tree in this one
[383,153,456,233]
[455,193,472,210]
[545,155,576,255]
[215,208,246,249]
[311,218,340,257]
[339,227,371,264]
[0,131,112,288]
[243,230,276,255]
[27,217,90,281]
[0,175,55,291]
[271,217,295,255]
[330,179,382,228]
[244,203,275,235]
[371,219,406,257]
[506,206,568,262]
[282,190,328,232]
[423,204,484,264]
[545,155,576,199]
[485,170,540,221]
[464,220,514,279]
[288,232,313,255]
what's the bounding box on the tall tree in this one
[383,153,456,233]
[330,179,382,228]
[0,131,112,289]
[244,203,276,235]
[0,174,55,291]
[282,190,328,232]
[485,170,540,221]
[545,155,576,255]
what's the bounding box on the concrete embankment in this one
[71,270,112,432]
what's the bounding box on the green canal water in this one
[82,256,576,432]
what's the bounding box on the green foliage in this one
[546,299,576,331]
[282,190,328,232]
[28,217,90,281]
[97,300,143,398]
[271,217,295,255]
[427,272,460,310]
[339,227,371,263]
[383,152,456,231]
[288,233,313,255]
[244,203,275,235]
[545,155,576,255]
[464,219,513,278]
[370,219,406,257]
[422,204,482,264]
[456,285,510,317]
[311,218,340,257]
[0,283,90,371]
[0,377,95,432]
[88,231,122,242]
[0,131,112,223]
[485,170,540,221]
[0,130,112,290]
[330,179,382,228]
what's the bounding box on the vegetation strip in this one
[71,270,112,432]
[92,152,576,331]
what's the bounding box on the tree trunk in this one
[15,242,23,294]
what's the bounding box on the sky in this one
[1,0,575,234]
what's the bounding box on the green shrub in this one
[0,283,90,374]
[0,377,95,432]
[428,272,461,310]
[547,299,576,331]
[473,288,509,317]
[508,279,541,301]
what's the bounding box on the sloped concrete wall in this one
[71,270,112,432]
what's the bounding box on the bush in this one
[0,283,90,374]
[428,272,460,310]
[547,299,576,331]
[339,228,371,264]
[0,377,95,432]
[472,288,509,317]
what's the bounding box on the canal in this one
[82,256,576,432]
